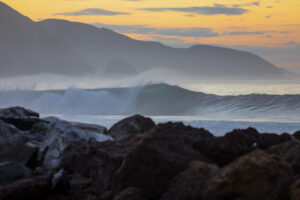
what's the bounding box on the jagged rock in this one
[0,107,39,118]
[161,161,218,200]
[0,119,26,144]
[71,122,107,134]
[30,118,107,143]
[0,143,38,169]
[0,176,51,200]
[38,120,112,171]
[266,141,298,158]
[293,131,300,140]
[284,144,300,174]
[257,133,291,149]
[114,187,145,200]
[60,135,141,196]
[107,115,155,140]
[207,150,291,200]
[291,179,300,200]
[194,127,260,167]
[267,175,298,200]
[0,161,32,184]
[193,128,291,167]
[112,122,211,200]
[0,117,43,131]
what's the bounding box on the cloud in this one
[233,1,260,7]
[55,8,130,16]
[140,4,248,16]
[93,23,219,37]
[228,31,269,35]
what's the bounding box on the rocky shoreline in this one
[0,106,300,200]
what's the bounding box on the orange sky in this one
[2,0,300,69]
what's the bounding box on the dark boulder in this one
[0,107,39,118]
[0,143,38,169]
[0,119,26,144]
[112,122,211,200]
[266,141,298,158]
[0,176,51,200]
[194,127,260,167]
[38,120,111,170]
[257,133,291,149]
[107,115,155,140]
[59,135,141,196]
[161,161,218,200]
[293,131,300,140]
[291,179,300,200]
[0,117,43,131]
[0,161,32,184]
[207,150,291,200]
[284,144,300,175]
[267,175,299,200]
[114,187,145,200]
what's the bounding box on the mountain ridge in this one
[0,1,286,80]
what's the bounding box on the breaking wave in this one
[0,83,300,122]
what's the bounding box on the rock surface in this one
[161,161,218,200]
[107,115,155,140]
[194,128,291,167]
[114,187,145,200]
[0,106,299,200]
[0,176,51,200]
[38,120,112,170]
[112,122,211,200]
[284,144,300,174]
[207,150,291,200]
[0,143,38,169]
[59,135,141,196]
[0,107,39,118]
[0,119,26,144]
[0,162,32,184]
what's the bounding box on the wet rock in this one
[0,119,26,144]
[38,120,112,171]
[257,133,291,149]
[71,122,107,135]
[284,144,300,175]
[266,141,298,158]
[194,127,260,167]
[0,143,38,169]
[112,122,211,200]
[161,161,218,200]
[267,175,298,200]
[0,176,51,200]
[293,131,300,140]
[101,191,113,200]
[207,150,291,200]
[29,120,51,143]
[0,161,31,184]
[107,115,155,140]
[0,107,39,118]
[0,117,43,131]
[60,136,140,196]
[291,179,300,200]
[114,187,145,200]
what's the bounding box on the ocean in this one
[1,83,300,136]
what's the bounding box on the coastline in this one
[0,106,300,200]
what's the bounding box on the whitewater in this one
[0,83,300,135]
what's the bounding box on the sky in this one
[2,0,300,72]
